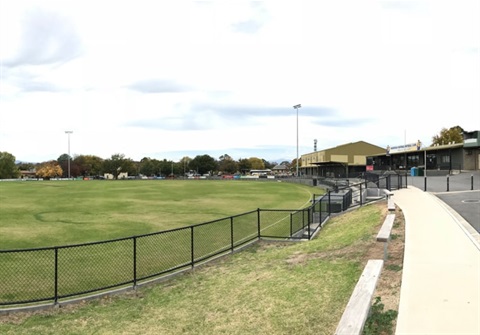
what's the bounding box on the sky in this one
[1,0,479,164]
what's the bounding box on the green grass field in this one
[0,179,316,249]
[0,202,386,335]
[0,180,391,334]
[0,179,321,306]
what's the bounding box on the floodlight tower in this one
[65,130,73,179]
[293,104,301,177]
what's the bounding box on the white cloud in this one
[0,0,479,163]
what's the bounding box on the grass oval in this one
[0,180,318,249]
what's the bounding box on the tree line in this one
[0,152,296,180]
[1,126,462,179]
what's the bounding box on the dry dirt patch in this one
[371,205,405,314]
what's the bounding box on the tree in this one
[156,159,173,177]
[190,154,217,175]
[139,157,155,177]
[179,156,192,176]
[431,126,464,146]
[74,155,104,177]
[263,159,276,169]
[122,159,137,177]
[248,157,265,170]
[218,154,238,174]
[138,157,165,177]
[238,158,252,174]
[291,158,301,174]
[57,154,70,177]
[102,154,134,179]
[219,154,232,161]
[16,162,35,172]
[57,153,81,178]
[36,161,63,179]
[0,152,20,179]
[150,159,163,176]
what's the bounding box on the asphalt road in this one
[408,171,480,233]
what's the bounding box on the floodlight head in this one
[293,104,301,109]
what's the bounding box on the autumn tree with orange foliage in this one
[36,161,63,180]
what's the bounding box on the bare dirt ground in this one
[365,204,405,328]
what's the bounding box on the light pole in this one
[293,104,301,177]
[65,131,73,179]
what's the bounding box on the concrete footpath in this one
[394,186,480,335]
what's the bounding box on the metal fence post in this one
[319,198,323,225]
[328,190,331,215]
[472,174,474,191]
[359,183,363,206]
[308,208,311,240]
[290,213,293,237]
[257,209,261,238]
[230,217,234,252]
[305,208,308,232]
[190,226,195,267]
[133,236,137,288]
[447,174,450,192]
[54,247,58,305]
[311,196,315,219]
[424,176,427,192]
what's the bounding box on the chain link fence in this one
[1,175,407,308]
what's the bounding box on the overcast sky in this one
[1,0,479,163]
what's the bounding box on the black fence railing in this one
[313,173,407,214]
[0,174,407,309]
[1,203,330,308]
